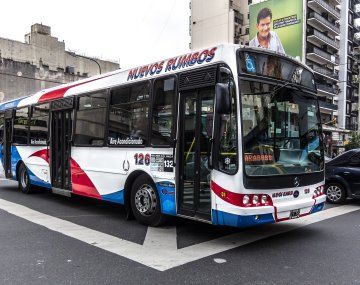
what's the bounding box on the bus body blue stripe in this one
[102,190,125,204]
[311,202,325,214]
[212,210,275,228]
[156,182,176,216]
[11,146,22,180]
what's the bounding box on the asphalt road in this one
[0,179,360,285]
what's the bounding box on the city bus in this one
[0,44,326,227]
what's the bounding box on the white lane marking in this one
[0,197,358,271]
[143,226,177,251]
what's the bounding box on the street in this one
[0,178,360,285]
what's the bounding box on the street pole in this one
[70,52,102,75]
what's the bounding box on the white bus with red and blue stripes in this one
[0,44,326,227]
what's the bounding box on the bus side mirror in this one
[215,83,231,115]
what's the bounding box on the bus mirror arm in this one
[215,83,231,115]
[208,138,214,170]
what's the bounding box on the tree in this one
[346,132,360,151]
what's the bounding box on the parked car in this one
[325,149,360,203]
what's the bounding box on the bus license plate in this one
[290,209,300,219]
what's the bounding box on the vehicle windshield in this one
[241,80,324,176]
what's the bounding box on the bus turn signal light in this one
[313,185,324,198]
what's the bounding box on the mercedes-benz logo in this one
[293,190,299,198]
[294,177,300,187]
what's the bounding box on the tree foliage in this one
[346,132,360,151]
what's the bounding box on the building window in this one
[13,107,29,145]
[74,91,108,146]
[108,82,150,146]
[30,103,49,145]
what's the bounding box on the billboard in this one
[249,0,304,60]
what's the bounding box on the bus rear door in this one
[50,98,73,194]
[2,110,13,178]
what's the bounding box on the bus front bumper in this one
[212,195,326,228]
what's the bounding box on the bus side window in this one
[13,107,29,145]
[218,79,238,174]
[74,91,108,146]
[108,82,150,146]
[151,77,175,146]
[29,103,49,146]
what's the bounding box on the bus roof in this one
[0,44,311,111]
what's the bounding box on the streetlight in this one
[68,51,102,75]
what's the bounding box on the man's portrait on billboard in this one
[249,7,285,55]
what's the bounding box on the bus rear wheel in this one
[130,174,166,227]
[18,163,32,194]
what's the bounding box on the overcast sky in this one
[0,0,190,69]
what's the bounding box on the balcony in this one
[230,1,241,13]
[307,29,340,50]
[352,103,359,112]
[309,64,339,81]
[332,0,341,4]
[318,100,337,111]
[353,24,360,33]
[308,0,341,19]
[307,12,340,36]
[307,46,339,66]
[352,93,359,102]
[233,10,243,25]
[317,84,338,96]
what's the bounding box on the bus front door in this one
[178,87,214,221]
[50,109,72,192]
[3,115,13,178]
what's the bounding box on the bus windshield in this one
[240,80,324,176]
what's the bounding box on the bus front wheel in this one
[130,174,166,227]
[18,163,32,194]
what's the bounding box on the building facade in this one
[190,0,360,156]
[0,24,119,102]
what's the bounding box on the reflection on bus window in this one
[30,103,49,145]
[109,82,150,146]
[241,81,323,176]
[13,107,29,145]
[75,91,107,146]
[151,77,175,146]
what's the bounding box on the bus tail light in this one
[313,185,324,198]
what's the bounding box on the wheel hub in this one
[135,184,157,216]
[327,185,342,202]
[21,168,28,189]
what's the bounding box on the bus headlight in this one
[261,195,267,204]
[243,195,250,205]
[252,195,259,205]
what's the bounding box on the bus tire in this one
[130,174,166,227]
[18,163,32,194]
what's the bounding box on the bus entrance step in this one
[52,187,71,197]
